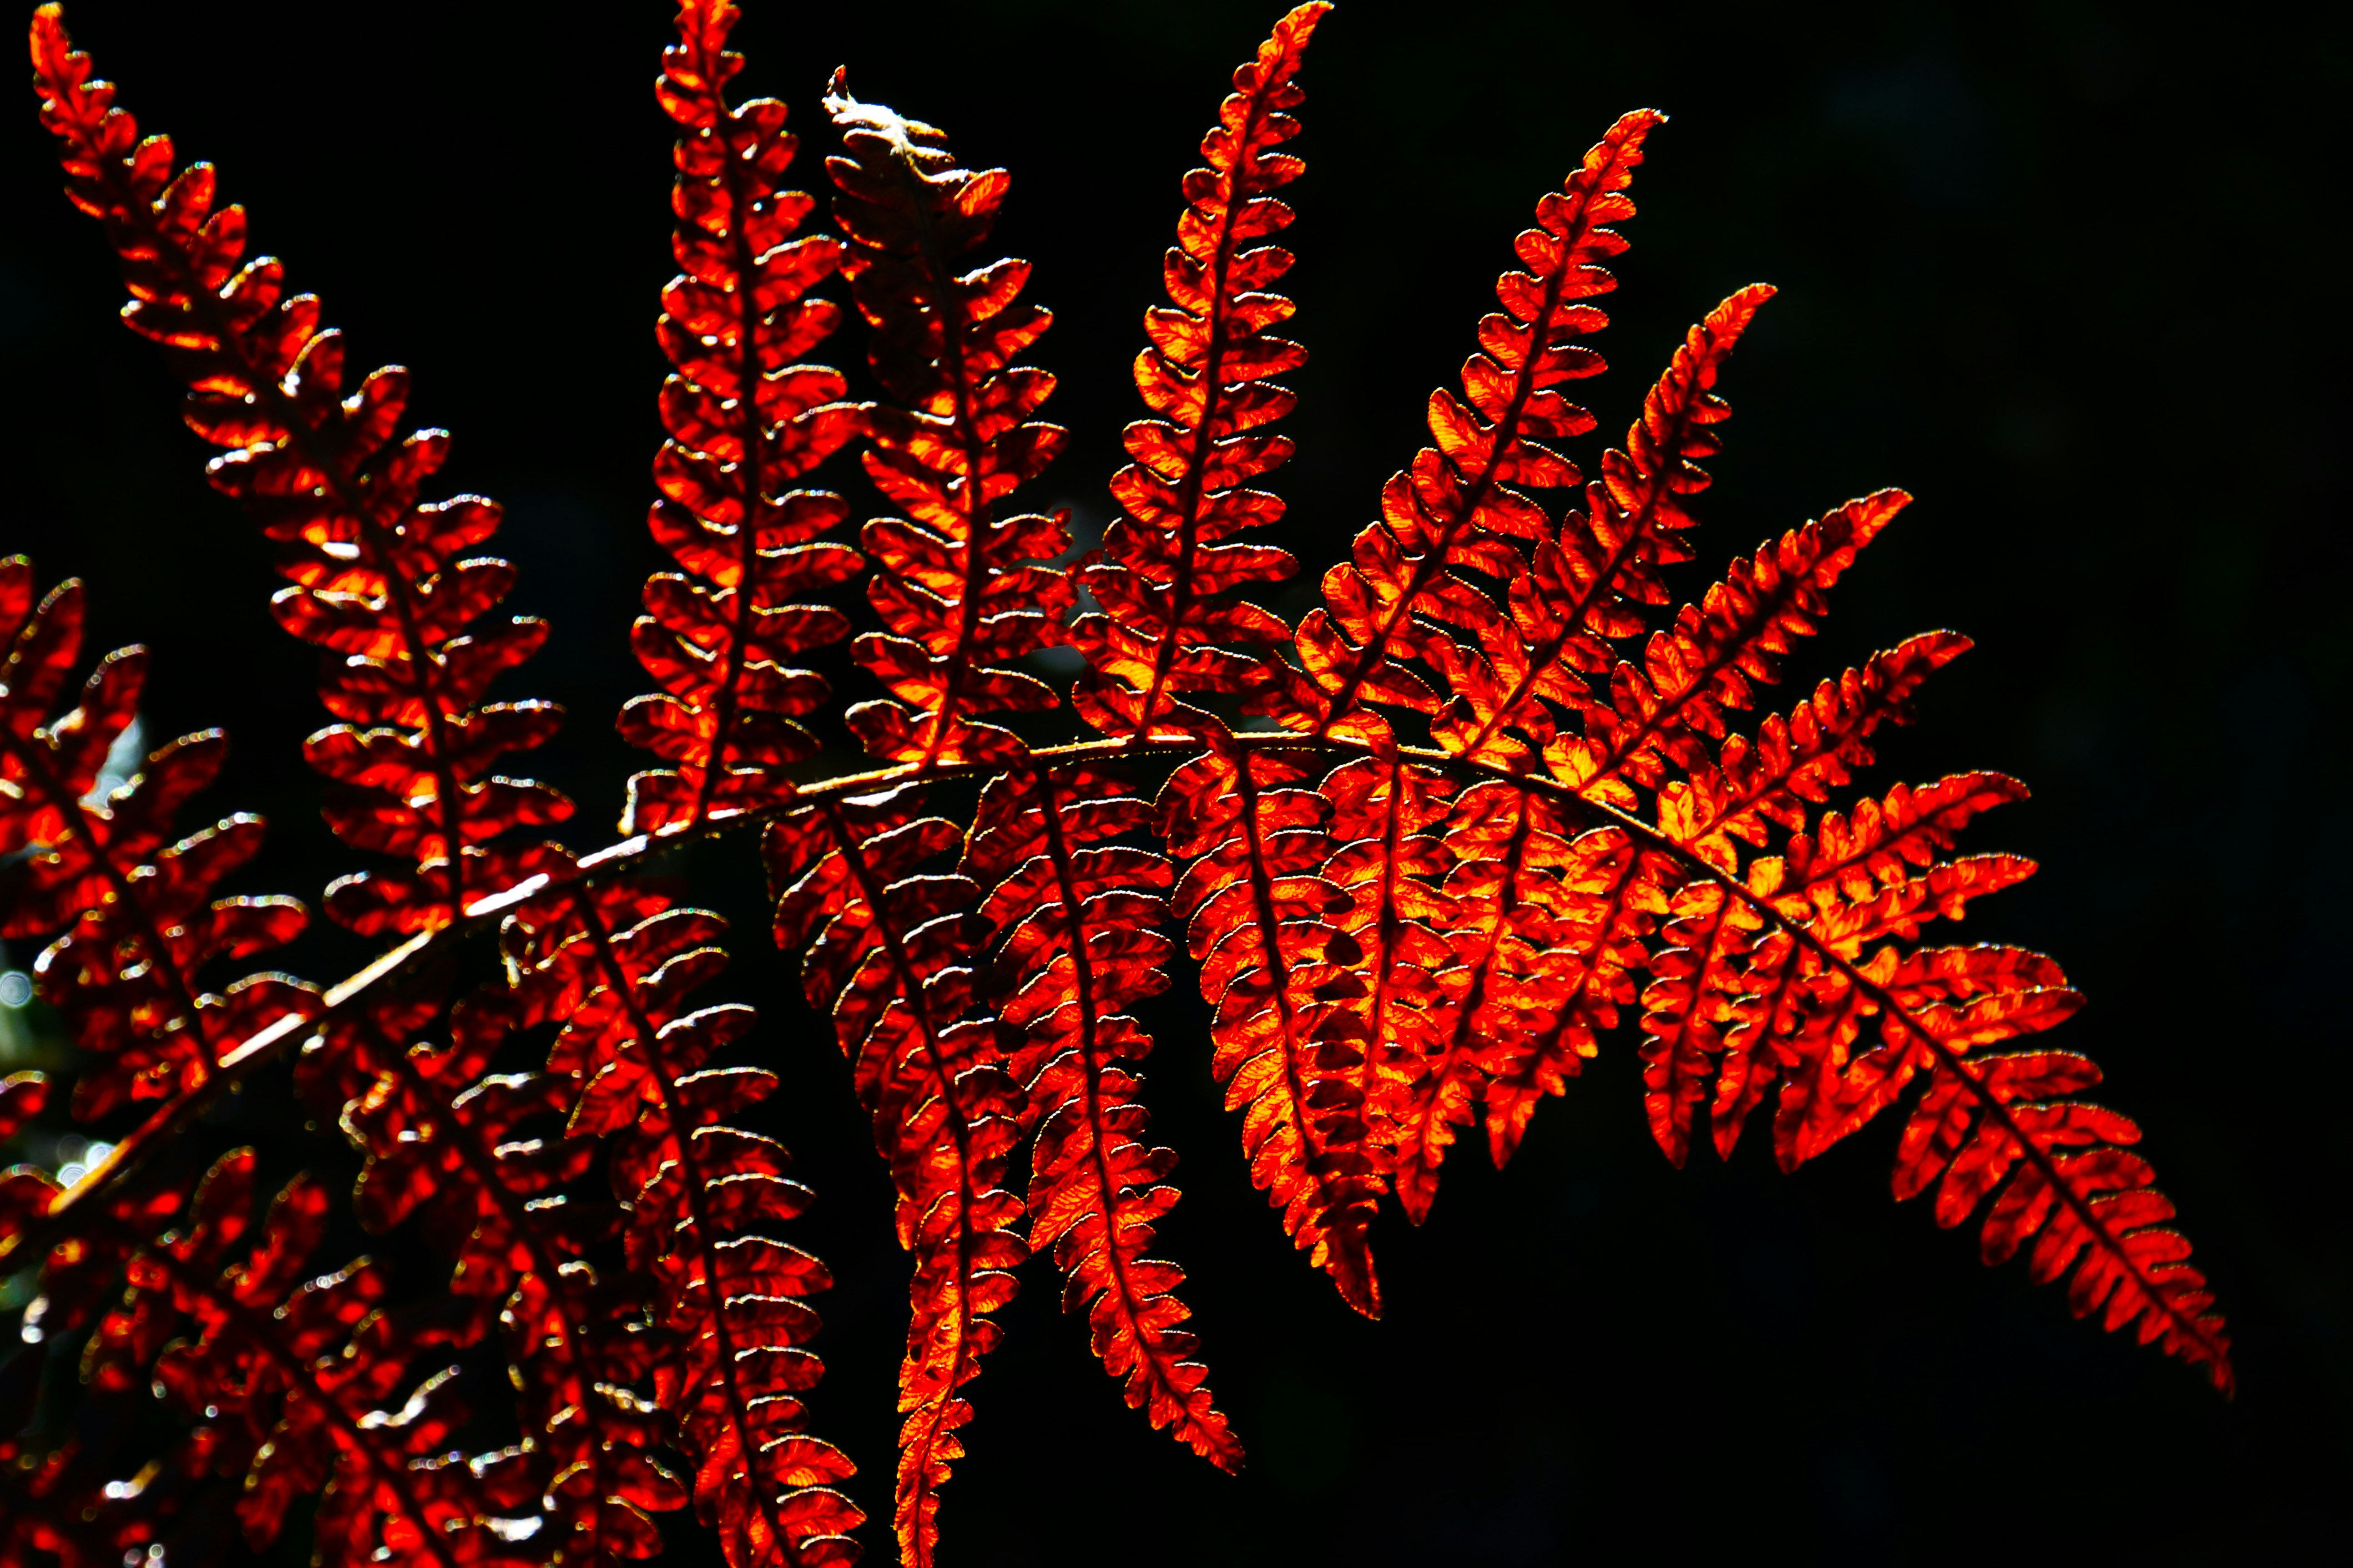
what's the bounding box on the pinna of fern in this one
[16,8,856,1567]
[0,555,541,1568]
[27,0,570,940]
[3,2,2232,1567]
[627,0,860,835]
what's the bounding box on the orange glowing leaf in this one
[7,17,2239,1568]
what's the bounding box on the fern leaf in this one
[0,571,680,1568]
[0,562,316,1239]
[1315,758,1456,1221]
[1550,489,1907,807]
[963,765,1240,1469]
[1889,1039,2221,1373]
[1318,103,2229,1382]
[5,29,2244,1568]
[1072,1,1326,740]
[1430,284,1770,767]
[1480,821,1672,1168]
[1261,109,1661,746]
[1787,927,2227,1384]
[766,795,1022,1567]
[1385,782,1654,1216]
[1777,771,2031,898]
[499,879,862,1568]
[824,82,1075,770]
[1528,468,2226,1378]
[626,0,860,834]
[1632,879,1751,1166]
[1162,741,1381,1315]
[31,6,570,935]
[304,980,687,1568]
[28,1154,534,1568]
[1656,630,1970,874]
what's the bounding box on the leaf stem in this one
[12,725,2233,1385]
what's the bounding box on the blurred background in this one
[2,0,2345,1560]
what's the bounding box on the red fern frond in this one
[31,6,569,935]
[0,560,315,1236]
[1261,108,1660,745]
[963,763,1239,1469]
[1162,740,1381,1315]
[1777,909,2225,1383]
[1655,630,1970,875]
[824,83,1074,770]
[626,0,861,834]
[1431,284,1771,768]
[511,878,861,1568]
[4,24,2243,1568]
[1072,2,1326,741]
[1352,777,1675,1216]
[0,559,678,1566]
[767,795,1020,1567]
[1636,878,1759,1166]
[301,979,684,1568]
[1777,770,2031,900]
[1551,489,1907,807]
[1327,105,2228,1387]
[25,1152,535,1568]
[1891,1041,2222,1369]
[1315,758,1455,1221]
[1571,490,2228,1378]
[1,1170,212,1567]
[1481,821,1672,1168]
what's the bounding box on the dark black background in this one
[3,0,2346,1561]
